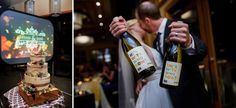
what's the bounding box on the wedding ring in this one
[177,21,183,23]
[175,32,178,36]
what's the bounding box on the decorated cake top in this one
[29,46,46,65]
[26,45,48,77]
[30,46,46,56]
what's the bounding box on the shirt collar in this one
[156,18,167,34]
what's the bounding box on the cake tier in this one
[30,55,46,63]
[27,63,48,74]
[24,73,50,91]
[18,84,62,107]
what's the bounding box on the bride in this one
[114,18,173,108]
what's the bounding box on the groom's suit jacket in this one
[154,19,213,108]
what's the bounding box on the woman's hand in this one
[136,79,147,95]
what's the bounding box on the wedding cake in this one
[18,48,61,106]
[24,54,50,91]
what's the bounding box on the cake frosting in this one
[23,54,50,91]
[18,47,62,106]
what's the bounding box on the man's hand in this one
[168,21,192,48]
[109,16,127,38]
[136,79,147,95]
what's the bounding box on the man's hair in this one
[137,1,160,20]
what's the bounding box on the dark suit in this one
[154,20,213,108]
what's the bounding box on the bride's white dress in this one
[136,46,173,108]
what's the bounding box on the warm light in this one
[84,77,90,82]
[96,2,101,6]
[74,13,87,30]
[99,22,103,26]
[75,35,94,45]
[75,36,90,44]
[79,91,83,95]
[98,14,102,18]
[77,81,83,86]
[181,10,192,19]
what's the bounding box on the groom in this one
[109,1,213,108]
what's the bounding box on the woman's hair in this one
[126,19,146,41]
[126,19,138,27]
[126,19,155,47]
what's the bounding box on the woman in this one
[117,19,173,108]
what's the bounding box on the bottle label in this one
[162,61,182,86]
[127,46,154,73]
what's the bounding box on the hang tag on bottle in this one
[162,61,182,86]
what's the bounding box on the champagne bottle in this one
[159,42,182,88]
[121,31,156,78]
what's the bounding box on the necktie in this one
[156,32,164,59]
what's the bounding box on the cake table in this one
[3,86,64,108]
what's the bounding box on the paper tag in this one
[162,61,182,86]
[128,46,154,73]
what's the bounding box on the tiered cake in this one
[24,55,50,91]
[18,51,61,106]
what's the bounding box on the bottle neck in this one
[120,31,128,39]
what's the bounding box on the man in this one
[109,1,213,108]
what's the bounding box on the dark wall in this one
[209,0,236,61]
[45,13,72,78]
[110,0,139,20]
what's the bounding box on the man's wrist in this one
[183,34,195,49]
[185,36,192,48]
